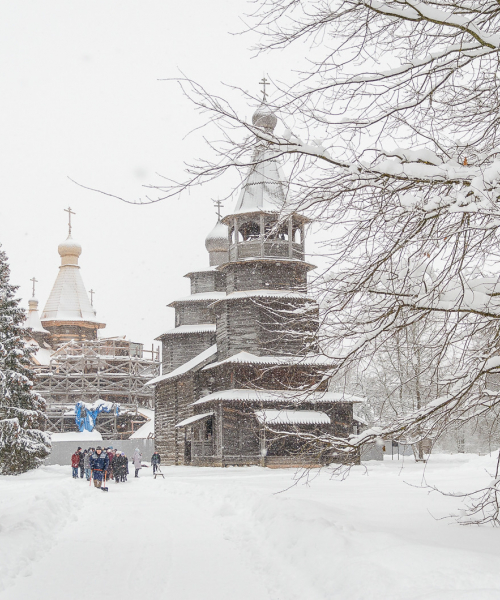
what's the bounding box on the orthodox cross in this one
[259,77,270,102]
[30,277,38,298]
[214,200,224,220]
[64,206,76,235]
[89,289,95,306]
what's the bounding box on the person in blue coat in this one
[90,446,109,489]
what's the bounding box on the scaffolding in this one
[34,338,160,438]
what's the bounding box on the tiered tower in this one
[152,96,362,467]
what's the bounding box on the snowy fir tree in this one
[0,245,50,475]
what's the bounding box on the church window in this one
[204,418,213,440]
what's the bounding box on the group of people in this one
[71,447,161,490]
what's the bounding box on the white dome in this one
[205,220,229,252]
[58,235,82,258]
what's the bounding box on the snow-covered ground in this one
[1,454,500,600]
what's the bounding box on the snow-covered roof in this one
[183,265,219,277]
[192,389,365,406]
[217,256,315,270]
[27,338,54,366]
[41,235,105,327]
[202,351,335,370]
[254,409,331,425]
[32,346,53,366]
[219,104,307,221]
[167,291,226,306]
[211,289,312,306]
[27,298,50,334]
[156,324,216,339]
[228,145,288,216]
[175,412,214,428]
[129,408,154,439]
[146,345,217,386]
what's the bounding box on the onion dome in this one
[58,235,82,259]
[252,103,278,132]
[205,220,229,253]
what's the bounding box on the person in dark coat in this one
[71,449,80,479]
[113,451,125,483]
[78,448,85,478]
[151,451,161,474]
[90,446,109,489]
[112,451,121,483]
[83,450,92,481]
[106,447,114,480]
[121,452,129,481]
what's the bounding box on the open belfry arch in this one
[150,90,364,467]
[28,208,159,438]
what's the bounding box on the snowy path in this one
[2,456,500,599]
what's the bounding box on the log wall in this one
[222,261,308,294]
[155,375,197,465]
[215,298,318,360]
[161,331,216,373]
[187,271,226,294]
[174,302,215,327]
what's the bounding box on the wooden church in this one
[150,100,363,467]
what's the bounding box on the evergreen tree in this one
[0,245,50,474]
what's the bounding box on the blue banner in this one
[74,401,119,432]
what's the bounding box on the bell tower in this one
[214,99,317,358]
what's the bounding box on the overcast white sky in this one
[0,1,312,348]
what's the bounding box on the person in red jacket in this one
[71,448,81,479]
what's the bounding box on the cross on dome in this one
[30,277,38,298]
[64,206,76,236]
[214,200,224,221]
[259,77,270,101]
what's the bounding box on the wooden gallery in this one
[149,102,363,467]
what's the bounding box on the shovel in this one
[101,470,109,492]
